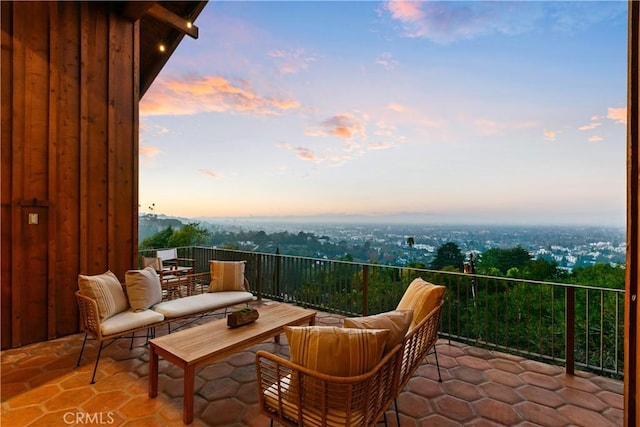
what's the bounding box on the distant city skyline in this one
[139,1,628,227]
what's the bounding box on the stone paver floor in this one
[1,304,624,426]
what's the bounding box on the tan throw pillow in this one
[396,278,446,329]
[284,325,389,377]
[125,266,163,311]
[78,270,128,321]
[209,260,247,292]
[343,310,413,352]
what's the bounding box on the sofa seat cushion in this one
[263,374,365,427]
[152,291,254,319]
[100,309,165,337]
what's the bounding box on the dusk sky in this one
[139,1,628,226]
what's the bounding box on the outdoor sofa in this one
[75,260,254,383]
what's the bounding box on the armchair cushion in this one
[396,278,446,329]
[343,310,413,353]
[125,266,163,311]
[284,325,389,377]
[209,260,247,292]
[78,270,128,321]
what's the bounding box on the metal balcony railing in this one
[138,246,625,379]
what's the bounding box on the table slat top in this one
[150,303,316,366]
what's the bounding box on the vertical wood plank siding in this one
[1,1,14,349]
[0,2,139,347]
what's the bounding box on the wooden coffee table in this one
[148,302,316,424]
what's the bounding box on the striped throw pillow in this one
[396,278,446,329]
[78,270,129,321]
[208,260,247,292]
[285,325,389,377]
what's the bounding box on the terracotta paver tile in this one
[558,405,616,427]
[603,407,624,426]
[475,398,521,425]
[0,381,28,400]
[42,387,96,411]
[556,386,608,412]
[554,373,602,393]
[457,355,492,371]
[485,368,526,388]
[449,366,487,385]
[405,376,443,399]
[416,362,449,382]
[479,382,521,404]
[5,384,61,408]
[0,405,44,426]
[592,376,624,394]
[199,363,234,381]
[227,350,256,367]
[441,379,483,401]
[199,397,244,426]
[597,390,624,410]
[436,354,460,369]
[198,377,240,401]
[120,395,165,418]
[516,385,565,408]
[435,344,466,358]
[2,367,43,384]
[520,360,562,376]
[397,391,432,418]
[465,346,494,360]
[519,371,562,390]
[229,364,258,383]
[514,401,571,427]
[433,395,475,422]
[236,381,259,405]
[488,357,525,374]
[81,389,130,413]
[419,414,463,427]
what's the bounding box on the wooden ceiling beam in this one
[121,1,156,21]
[147,3,199,39]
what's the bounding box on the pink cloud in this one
[267,48,320,74]
[140,75,300,116]
[588,135,603,142]
[578,122,601,131]
[543,130,556,141]
[607,107,627,124]
[139,146,161,157]
[200,169,222,178]
[306,114,366,140]
[386,1,425,22]
[277,142,323,163]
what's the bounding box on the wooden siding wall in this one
[1,1,139,349]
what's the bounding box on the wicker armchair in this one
[255,283,445,427]
[256,342,403,427]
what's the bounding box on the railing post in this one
[566,286,575,375]
[256,255,262,301]
[275,247,281,298]
[362,265,368,316]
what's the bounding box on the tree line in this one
[140,223,624,288]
